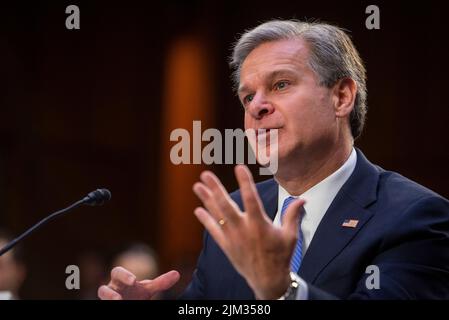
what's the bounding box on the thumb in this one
[281,198,306,237]
[140,270,180,292]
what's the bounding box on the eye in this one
[243,94,254,105]
[274,80,290,91]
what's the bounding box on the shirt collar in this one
[274,147,357,247]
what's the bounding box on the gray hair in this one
[230,20,367,139]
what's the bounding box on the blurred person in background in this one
[77,251,108,300]
[112,244,159,281]
[0,229,27,300]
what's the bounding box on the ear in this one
[332,78,357,118]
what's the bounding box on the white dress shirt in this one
[273,147,357,299]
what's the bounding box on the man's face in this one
[239,39,339,167]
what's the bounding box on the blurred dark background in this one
[0,0,448,298]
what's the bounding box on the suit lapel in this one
[298,149,380,283]
[258,179,279,221]
[298,194,374,283]
[250,150,380,284]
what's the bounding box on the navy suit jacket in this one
[181,149,449,299]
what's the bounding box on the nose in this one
[246,92,275,120]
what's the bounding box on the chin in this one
[255,143,279,167]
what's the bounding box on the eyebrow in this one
[238,69,298,95]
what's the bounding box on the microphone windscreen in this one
[84,188,112,206]
[99,188,111,201]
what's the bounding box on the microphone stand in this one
[0,188,111,257]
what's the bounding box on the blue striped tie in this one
[281,196,303,272]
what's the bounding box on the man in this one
[98,20,449,300]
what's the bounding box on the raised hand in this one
[193,164,305,299]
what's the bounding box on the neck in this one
[274,140,353,196]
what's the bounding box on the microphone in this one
[0,188,111,257]
[83,188,112,206]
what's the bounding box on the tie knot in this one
[281,196,297,217]
[280,196,306,226]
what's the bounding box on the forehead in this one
[239,39,310,85]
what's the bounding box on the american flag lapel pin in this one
[342,219,359,228]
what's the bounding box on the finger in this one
[193,182,218,217]
[234,165,265,219]
[98,285,123,300]
[200,171,241,221]
[194,207,226,247]
[140,270,181,293]
[109,266,136,291]
[281,198,306,238]
[193,182,232,224]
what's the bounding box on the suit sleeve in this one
[178,232,208,299]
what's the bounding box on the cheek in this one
[301,90,335,123]
[283,94,333,136]
[244,113,252,130]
